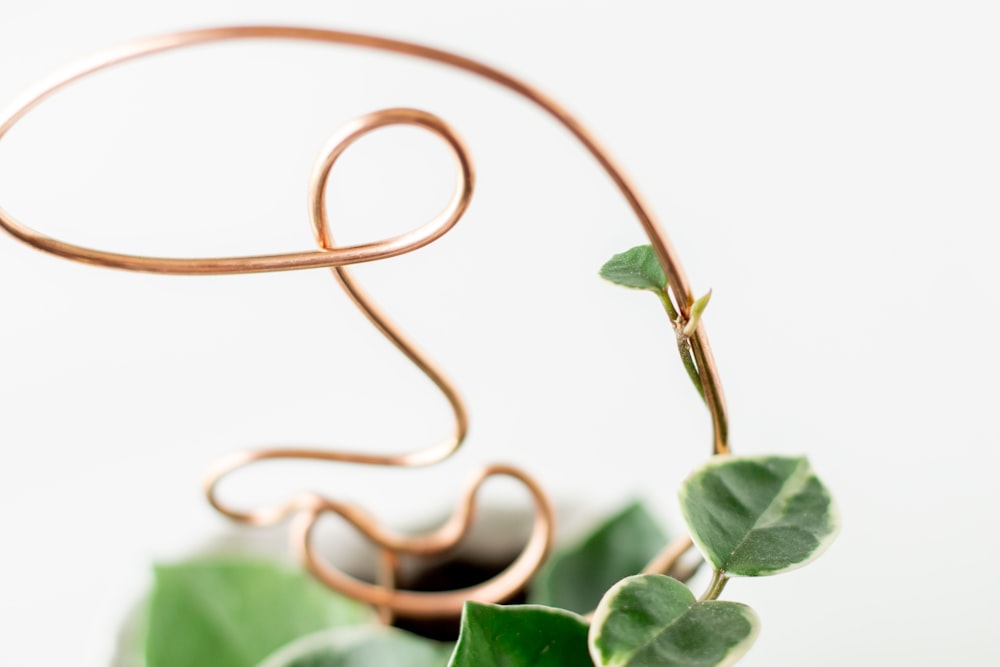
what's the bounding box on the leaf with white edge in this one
[255,626,452,667]
[448,602,592,667]
[680,456,839,576]
[145,558,372,667]
[529,501,667,614]
[589,574,758,667]
[599,245,667,291]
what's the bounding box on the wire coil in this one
[0,26,729,620]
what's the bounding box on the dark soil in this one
[392,554,526,641]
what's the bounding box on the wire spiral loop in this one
[200,105,556,618]
[0,26,730,620]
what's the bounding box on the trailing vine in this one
[442,246,840,667]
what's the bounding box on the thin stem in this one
[690,332,729,455]
[657,289,679,321]
[656,289,705,403]
[699,569,729,602]
[677,339,706,403]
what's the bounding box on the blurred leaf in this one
[599,245,667,291]
[111,598,147,667]
[589,574,757,667]
[145,558,372,667]
[256,626,451,667]
[680,456,839,576]
[448,603,591,666]
[529,501,667,614]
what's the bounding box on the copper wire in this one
[0,26,729,618]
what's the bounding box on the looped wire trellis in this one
[0,26,731,621]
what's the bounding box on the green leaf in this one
[255,626,452,667]
[681,289,712,336]
[448,603,592,667]
[599,245,667,291]
[679,456,839,576]
[589,574,758,667]
[145,558,373,667]
[529,501,667,614]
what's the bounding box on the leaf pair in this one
[455,455,838,666]
[591,455,838,666]
[450,582,755,667]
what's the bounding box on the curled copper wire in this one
[0,26,730,618]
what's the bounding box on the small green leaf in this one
[599,245,667,291]
[681,289,712,336]
[589,574,758,667]
[679,456,839,576]
[448,603,592,667]
[145,558,373,667]
[255,626,452,667]
[529,501,667,614]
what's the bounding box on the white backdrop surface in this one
[1,1,998,665]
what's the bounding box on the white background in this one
[1,1,998,665]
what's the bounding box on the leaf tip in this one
[682,288,712,336]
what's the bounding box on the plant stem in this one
[699,569,729,602]
[657,289,679,321]
[657,289,706,403]
[677,340,705,403]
